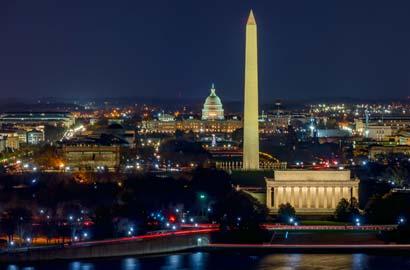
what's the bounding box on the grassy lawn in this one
[300,220,350,226]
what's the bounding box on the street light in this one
[398,217,406,225]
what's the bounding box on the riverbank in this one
[2,228,410,263]
[0,229,214,263]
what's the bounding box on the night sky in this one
[1,0,410,101]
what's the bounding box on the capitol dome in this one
[202,84,225,120]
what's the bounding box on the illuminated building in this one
[266,170,359,215]
[16,129,28,143]
[63,145,120,172]
[366,125,393,141]
[61,134,124,171]
[0,112,75,127]
[243,10,260,170]
[0,137,6,153]
[26,129,45,145]
[355,115,410,139]
[201,84,224,120]
[395,130,410,145]
[369,145,410,160]
[0,131,20,150]
[141,118,242,134]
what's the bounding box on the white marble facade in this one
[266,170,359,214]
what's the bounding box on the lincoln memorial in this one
[266,170,359,215]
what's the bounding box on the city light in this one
[398,217,406,225]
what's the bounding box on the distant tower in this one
[365,109,370,138]
[243,10,259,170]
[275,99,282,126]
[275,99,282,118]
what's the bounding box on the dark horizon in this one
[2,0,410,101]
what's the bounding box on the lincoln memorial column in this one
[353,187,358,199]
[274,187,279,208]
[266,186,272,208]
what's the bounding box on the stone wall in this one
[0,233,210,263]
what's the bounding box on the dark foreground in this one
[3,252,410,270]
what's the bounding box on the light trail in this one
[71,228,219,247]
[261,224,397,231]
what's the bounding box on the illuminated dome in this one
[202,84,224,120]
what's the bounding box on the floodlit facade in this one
[63,145,120,172]
[0,131,20,150]
[266,170,359,215]
[0,112,75,127]
[243,10,260,170]
[202,84,225,120]
[27,129,45,144]
[141,118,242,134]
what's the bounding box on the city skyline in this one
[2,0,410,101]
[1,2,410,268]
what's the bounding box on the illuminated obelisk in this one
[243,10,259,170]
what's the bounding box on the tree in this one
[277,203,296,223]
[382,166,409,187]
[334,198,350,222]
[365,194,387,224]
[365,192,410,224]
[334,197,360,222]
[231,128,243,143]
[1,207,32,245]
[32,145,65,169]
[349,197,360,217]
[93,206,114,239]
[44,125,66,143]
[212,190,268,230]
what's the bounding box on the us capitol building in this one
[141,84,242,134]
[202,84,225,120]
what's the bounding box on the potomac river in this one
[3,252,410,270]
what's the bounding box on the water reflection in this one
[352,254,368,270]
[189,252,205,270]
[163,254,183,270]
[6,266,35,270]
[258,254,358,270]
[68,262,95,270]
[122,258,140,270]
[4,253,410,270]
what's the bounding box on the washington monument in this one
[243,10,260,170]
